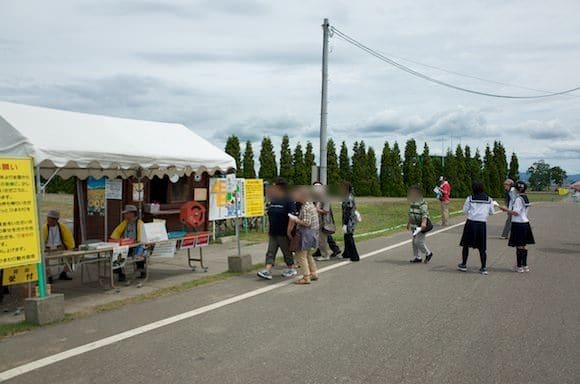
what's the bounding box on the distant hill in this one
[518,171,580,185]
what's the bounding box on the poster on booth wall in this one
[244,179,265,217]
[87,177,106,216]
[105,179,123,200]
[208,177,245,221]
[0,157,42,269]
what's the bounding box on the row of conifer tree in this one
[225,135,519,198]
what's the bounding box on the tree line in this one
[225,135,521,198]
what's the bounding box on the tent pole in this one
[40,168,62,192]
[76,178,87,243]
[35,164,48,298]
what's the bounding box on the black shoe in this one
[137,271,147,279]
[425,253,433,263]
[117,272,127,282]
[410,258,422,263]
[330,250,342,258]
[350,257,360,262]
[312,249,321,257]
[59,272,73,281]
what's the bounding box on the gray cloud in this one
[0,74,219,126]
[0,1,579,172]
[223,116,318,142]
[138,49,321,67]
[80,1,194,18]
[350,107,494,138]
[516,119,573,140]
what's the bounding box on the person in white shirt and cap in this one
[43,210,75,282]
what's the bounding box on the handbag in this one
[421,218,434,233]
[322,206,336,234]
[289,230,301,252]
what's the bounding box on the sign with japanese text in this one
[244,179,265,217]
[105,179,123,200]
[0,158,42,268]
[2,263,37,285]
[208,178,245,221]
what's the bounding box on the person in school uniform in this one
[457,181,495,275]
[500,179,517,239]
[498,181,535,273]
[43,210,75,282]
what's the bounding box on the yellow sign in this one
[2,264,37,286]
[0,157,42,268]
[244,179,265,217]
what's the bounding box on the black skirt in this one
[460,219,487,250]
[508,222,535,247]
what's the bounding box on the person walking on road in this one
[500,179,516,239]
[407,185,433,263]
[288,187,319,285]
[257,178,298,281]
[457,181,495,275]
[498,181,535,273]
[341,181,360,262]
[312,181,341,261]
[437,176,451,226]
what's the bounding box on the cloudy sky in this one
[1,0,579,173]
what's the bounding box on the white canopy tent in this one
[0,101,236,180]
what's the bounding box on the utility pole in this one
[318,18,330,185]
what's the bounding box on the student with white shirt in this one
[458,181,495,275]
[498,181,535,273]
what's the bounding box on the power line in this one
[330,26,580,99]
[372,50,580,98]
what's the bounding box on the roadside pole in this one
[34,163,47,298]
[318,17,330,185]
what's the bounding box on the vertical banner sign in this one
[244,179,265,217]
[87,177,106,216]
[0,158,42,269]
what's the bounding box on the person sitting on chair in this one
[110,205,145,281]
[43,210,75,282]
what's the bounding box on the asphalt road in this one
[1,202,579,384]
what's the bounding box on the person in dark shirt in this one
[257,178,298,280]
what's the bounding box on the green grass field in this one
[39,191,563,243]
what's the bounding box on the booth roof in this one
[0,101,236,179]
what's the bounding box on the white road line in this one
[0,220,466,382]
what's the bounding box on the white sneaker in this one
[522,266,530,273]
[314,256,330,261]
[257,270,273,280]
[281,269,298,278]
[516,267,524,273]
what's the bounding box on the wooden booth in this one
[72,172,217,244]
